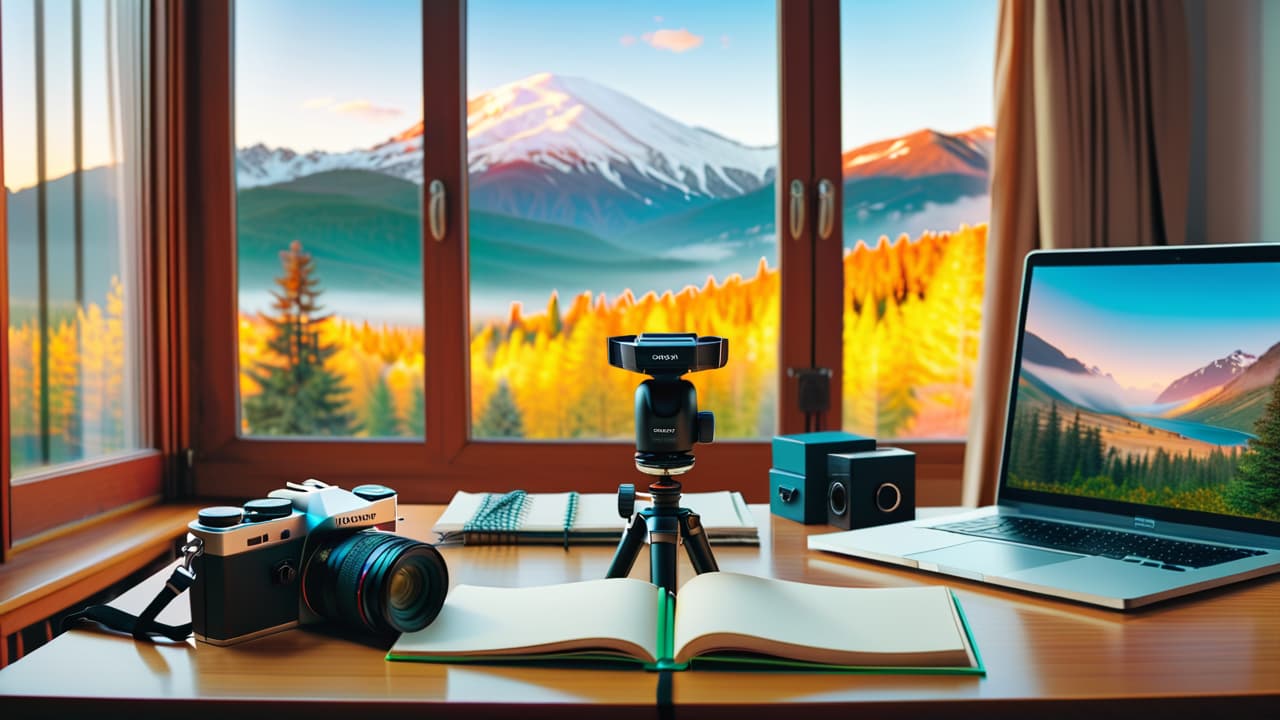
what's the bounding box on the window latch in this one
[428,179,447,241]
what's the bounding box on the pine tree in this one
[474,380,524,438]
[406,385,425,437]
[1227,373,1280,518]
[1039,401,1061,483]
[244,240,358,436]
[366,376,402,437]
[1061,411,1082,484]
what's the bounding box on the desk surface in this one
[1,505,1278,719]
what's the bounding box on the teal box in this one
[770,432,876,524]
[770,467,817,524]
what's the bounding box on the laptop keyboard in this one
[936,516,1268,571]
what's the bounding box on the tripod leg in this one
[647,513,680,593]
[679,511,720,574]
[606,514,649,578]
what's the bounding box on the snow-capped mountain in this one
[1156,350,1258,404]
[236,73,775,234]
[465,73,774,197]
[235,73,997,236]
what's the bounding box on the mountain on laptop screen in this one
[1007,262,1280,522]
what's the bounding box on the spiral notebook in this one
[432,490,758,546]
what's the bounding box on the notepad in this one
[432,490,759,545]
[388,572,983,673]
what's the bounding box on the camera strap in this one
[62,538,203,642]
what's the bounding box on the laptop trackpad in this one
[908,541,1080,577]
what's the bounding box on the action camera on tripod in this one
[607,333,728,475]
[605,333,729,593]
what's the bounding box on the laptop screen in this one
[1002,251,1280,529]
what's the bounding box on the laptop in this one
[809,244,1280,609]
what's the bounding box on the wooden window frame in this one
[183,0,965,505]
[0,0,187,558]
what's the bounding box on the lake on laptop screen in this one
[1008,261,1280,524]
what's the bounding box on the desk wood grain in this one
[0,505,1277,719]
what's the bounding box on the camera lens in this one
[302,530,448,635]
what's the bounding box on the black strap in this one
[656,669,674,720]
[63,549,199,643]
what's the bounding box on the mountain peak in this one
[1156,349,1259,404]
[843,126,991,181]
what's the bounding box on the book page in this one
[390,578,659,663]
[672,573,972,667]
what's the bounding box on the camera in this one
[826,448,916,530]
[188,479,448,646]
[607,333,728,475]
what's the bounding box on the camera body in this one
[608,333,728,475]
[826,448,916,530]
[188,480,401,645]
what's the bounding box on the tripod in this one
[604,476,719,593]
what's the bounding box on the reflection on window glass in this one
[467,1,779,440]
[234,0,424,438]
[840,0,996,439]
[4,0,145,475]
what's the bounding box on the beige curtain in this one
[962,0,1191,506]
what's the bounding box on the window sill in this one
[0,502,200,666]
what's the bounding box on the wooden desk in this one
[0,505,1277,719]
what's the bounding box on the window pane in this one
[467,2,779,440]
[234,0,425,438]
[4,0,144,475]
[840,0,996,439]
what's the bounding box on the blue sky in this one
[5,0,997,189]
[2,0,119,192]
[1025,263,1280,389]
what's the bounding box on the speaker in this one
[770,432,875,524]
[826,447,915,530]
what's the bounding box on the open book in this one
[388,573,983,673]
[432,490,758,546]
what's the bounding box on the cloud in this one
[720,34,730,49]
[653,15,663,23]
[330,99,404,120]
[301,97,404,121]
[642,28,703,53]
[619,34,637,47]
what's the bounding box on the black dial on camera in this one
[243,497,292,522]
[197,506,243,528]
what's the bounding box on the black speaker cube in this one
[826,447,915,530]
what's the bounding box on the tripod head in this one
[608,333,728,475]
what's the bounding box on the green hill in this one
[1177,386,1271,435]
[236,170,683,298]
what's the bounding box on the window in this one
[466,2,779,441]
[3,0,160,545]
[838,0,996,440]
[186,1,977,502]
[234,0,425,439]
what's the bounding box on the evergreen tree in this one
[1061,411,1082,484]
[1021,409,1041,480]
[366,376,402,437]
[244,241,357,436]
[475,380,525,438]
[1039,401,1061,483]
[406,385,425,437]
[1226,373,1280,518]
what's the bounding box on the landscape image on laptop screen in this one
[1007,262,1280,522]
